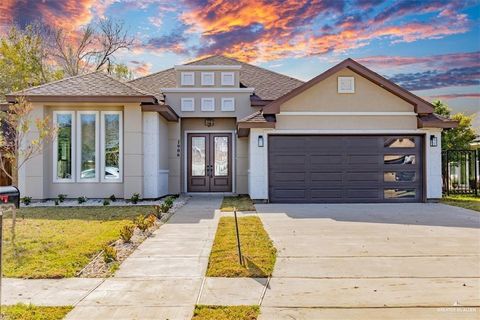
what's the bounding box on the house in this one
[3,56,457,203]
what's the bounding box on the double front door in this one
[187,133,232,192]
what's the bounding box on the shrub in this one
[130,193,140,204]
[145,214,156,228]
[153,205,162,219]
[58,194,67,202]
[134,215,149,232]
[54,200,59,206]
[120,224,135,243]
[159,202,171,214]
[77,196,87,204]
[103,199,110,206]
[103,246,117,263]
[21,197,32,206]
[164,197,174,207]
[109,194,117,202]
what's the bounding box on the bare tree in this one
[0,97,56,186]
[51,19,133,76]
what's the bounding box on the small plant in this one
[103,245,117,263]
[130,193,140,204]
[153,205,162,219]
[134,215,149,232]
[120,224,135,243]
[54,200,59,206]
[109,194,117,202]
[58,194,67,202]
[77,196,87,204]
[159,202,171,214]
[103,199,110,206]
[21,197,32,206]
[164,197,174,207]
[145,214,156,228]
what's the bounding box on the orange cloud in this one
[129,60,152,76]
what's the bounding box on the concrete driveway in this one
[256,203,480,319]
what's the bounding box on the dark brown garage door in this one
[268,135,423,203]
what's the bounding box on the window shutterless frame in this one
[100,111,123,183]
[52,111,76,183]
[77,111,100,183]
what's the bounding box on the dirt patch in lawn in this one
[207,216,276,277]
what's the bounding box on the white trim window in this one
[201,72,215,86]
[181,98,195,111]
[101,111,123,183]
[221,97,235,111]
[181,72,195,86]
[77,111,100,182]
[201,97,215,112]
[53,111,75,182]
[221,72,235,86]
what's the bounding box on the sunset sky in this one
[0,0,479,121]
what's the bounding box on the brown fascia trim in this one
[262,58,435,115]
[5,95,156,104]
[237,121,276,129]
[141,104,179,122]
[250,95,272,107]
[417,114,458,129]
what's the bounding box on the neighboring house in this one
[3,56,456,203]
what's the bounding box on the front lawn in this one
[2,206,152,278]
[207,216,276,277]
[193,305,259,320]
[2,304,72,320]
[221,195,256,212]
[441,195,480,212]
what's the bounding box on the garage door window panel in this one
[384,171,416,182]
[384,154,416,165]
[384,137,416,148]
[384,188,416,199]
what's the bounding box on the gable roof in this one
[6,71,156,103]
[129,55,304,101]
[262,58,435,115]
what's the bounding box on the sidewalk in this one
[65,195,221,320]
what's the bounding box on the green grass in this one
[193,305,259,320]
[207,216,276,277]
[221,195,256,212]
[2,206,153,278]
[441,195,480,212]
[2,304,72,320]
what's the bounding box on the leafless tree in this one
[51,19,133,76]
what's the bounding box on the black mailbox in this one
[0,186,20,208]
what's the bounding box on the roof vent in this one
[338,76,355,93]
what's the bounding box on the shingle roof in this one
[238,111,268,123]
[11,71,151,97]
[129,55,304,100]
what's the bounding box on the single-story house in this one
[3,56,457,203]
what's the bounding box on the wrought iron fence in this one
[442,150,479,196]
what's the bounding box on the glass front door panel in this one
[191,137,206,176]
[214,136,228,176]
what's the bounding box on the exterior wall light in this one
[258,135,264,147]
[430,135,438,147]
[205,118,215,127]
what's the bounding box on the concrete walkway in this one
[65,195,221,320]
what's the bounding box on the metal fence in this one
[442,149,479,196]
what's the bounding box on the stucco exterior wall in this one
[276,115,418,130]
[281,68,414,112]
[175,69,241,88]
[168,121,181,194]
[164,92,255,119]
[20,102,144,200]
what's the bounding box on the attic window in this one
[338,76,355,93]
[181,72,195,86]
